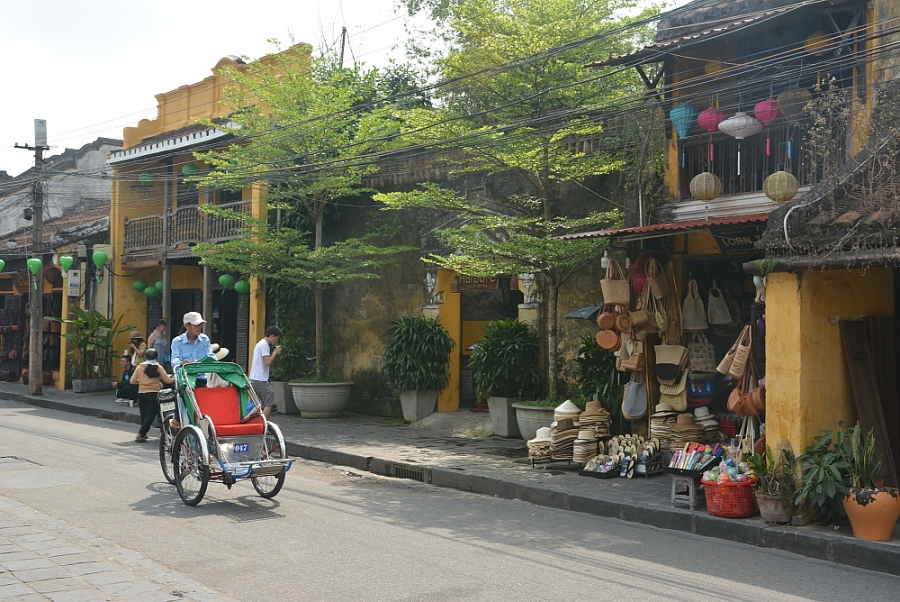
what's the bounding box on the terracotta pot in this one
[756,493,793,524]
[842,487,900,541]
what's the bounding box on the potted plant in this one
[469,318,540,438]
[382,315,454,423]
[795,426,850,524]
[269,332,308,415]
[749,446,796,523]
[51,307,134,393]
[837,422,900,541]
[511,399,560,441]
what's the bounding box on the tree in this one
[376,0,655,398]
[194,45,415,380]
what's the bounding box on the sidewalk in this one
[2,382,899,577]
[0,485,232,601]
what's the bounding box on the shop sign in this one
[714,224,766,256]
[457,275,499,291]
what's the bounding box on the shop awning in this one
[559,214,769,243]
[563,304,603,322]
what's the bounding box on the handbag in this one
[596,304,617,331]
[664,264,683,344]
[655,344,687,384]
[687,377,717,407]
[713,294,744,337]
[659,368,688,396]
[596,329,621,352]
[727,355,764,416]
[622,376,648,421]
[600,259,631,306]
[728,325,753,379]
[615,313,632,333]
[646,258,670,300]
[629,286,653,328]
[681,279,709,332]
[687,333,717,378]
[659,388,688,412]
[717,327,745,375]
[707,280,732,325]
[631,251,651,294]
[620,340,645,371]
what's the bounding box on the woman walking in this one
[130,348,174,442]
[147,319,170,372]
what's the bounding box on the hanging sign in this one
[67,269,82,297]
[714,224,766,256]
[457,276,499,291]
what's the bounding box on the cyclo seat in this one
[193,386,265,436]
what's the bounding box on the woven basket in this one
[707,284,732,325]
[646,258,670,299]
[701,478,757,518]
[600,259,631,306]
[682,279,709,332]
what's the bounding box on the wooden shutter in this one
[236,293,249,370]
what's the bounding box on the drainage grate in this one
[392,464,426,482]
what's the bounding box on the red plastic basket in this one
[718,423,737,439]
[701,478,757,518]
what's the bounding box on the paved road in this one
[2,400,899,601]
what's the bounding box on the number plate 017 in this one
[234,443,250,453]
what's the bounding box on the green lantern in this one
[143,285,159,299]
[27,258,41,290]
[0,259,5,272]
[218,274,235,288]
[155,280,163,293]
[92,250,108,271]
[133,280,146,292]
[59,255,73,272]
[181,163,200,177]
[138,171,156,187]
[234,280,250,294]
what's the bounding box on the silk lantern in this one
[181,163,200,177]
[27,257,41,290]
[763,171,799,203]
[218,274,235,288]
[690,172,723,201]
[698,106,725,163]
[143,285,159,298]
[138,171,156,188]
[92,250,108,271]
[804,31,831,56]
[58,255,73,272]
[0,260,5,272]
[154,281,163,293]
[133,280,146,292]
[670,103,699,168]
[753,98,782,156]
[718,112,762,175]
[234,280,250,294]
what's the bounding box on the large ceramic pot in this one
[512,404,555,441]
[842,487,900,541]
[756,494,793,524]
[487,396,521,438]
[72,378,116,393]
[290,382,353,418]
[272,381,299,414]
[399,390,438,423]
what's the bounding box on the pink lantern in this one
[697,106,726,163]
[718,112,763,176]
[754,98,782,157]
[697,106,725,132]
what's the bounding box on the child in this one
[130,348,174,442]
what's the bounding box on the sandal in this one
[135,435,148,443]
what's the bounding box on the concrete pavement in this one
[2,382,899,577]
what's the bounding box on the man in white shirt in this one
[250,325,283,418]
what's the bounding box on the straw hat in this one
[215,347,230,361]
[584,401,603,413]
[555,417,577,432]
[555,400,581,414]
[577,429,596,441]
[129,331,143,340]
[694,407,712,419]
[672,413,700,432]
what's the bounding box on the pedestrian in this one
[112,355,138,405]
[128,331,147,363]
[147,319,170,371]
[130,348,174,443]
[169,312,215,430]
[249,325,283,418]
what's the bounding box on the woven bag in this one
[622,376,648,421]
[596,329,621,352]
[728,325,753,379]
[660,388,688,412]
[631,252,651,294]
[596,305,616,331]
[687,333,717,377]
[681,279,709,332]
[615,313,632,332]
[713,296,743,337]
[664,265,683,344]
[659,369,688,396]
[646,258,670,299]
[707,281,732,325]
[600,259,631,306]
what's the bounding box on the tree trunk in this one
[546,279,559,400]
[314,284,324,380]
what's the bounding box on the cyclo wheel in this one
[158,417,175,485]
[172,428,209,506]
[252,423,286,499]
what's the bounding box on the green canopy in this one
[176,358,255,422]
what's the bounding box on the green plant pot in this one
[487,397,521,438]
[756,493,793,524]
[512,403,554,441]
[290,382,353,418]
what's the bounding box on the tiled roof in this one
[559,213,770,240]
[0,204,109,250]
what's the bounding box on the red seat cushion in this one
[194,387,265,436]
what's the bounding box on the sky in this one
[0,0,422,177]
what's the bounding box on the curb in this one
[6,391,900,577]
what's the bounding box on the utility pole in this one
[15,119,48,395]
[339,26,347,69]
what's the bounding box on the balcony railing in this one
[122,199,252,256]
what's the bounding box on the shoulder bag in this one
[681,279,709,332]
[600,259,631,307]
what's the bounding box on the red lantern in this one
[697,106,725,164]
[754,98,782,157]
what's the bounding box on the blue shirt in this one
[170,332,214,369]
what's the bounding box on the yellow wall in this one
[765,268,893,457]
[461,321,490,356]
[436,269,461,411]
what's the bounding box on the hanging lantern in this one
[133,280,146,292]
[763,171,799,203]
[138,171,156,188]
[804,30,831,56]
[697,106,726,164]
[719,112,762,176]
[92,250,108,271]
[234,280,250,294]
[143,285,159,299]
[669,103,698,140]
[59,256,73,272]
[181,163,200,177]
[154,281,163,293]
[777,88,812,125]
[0,259,5,272]
[218,274,235,288]
[689,172,723,201]
[754,98,782,157]
[26,257,41,275]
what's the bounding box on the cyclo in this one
[158,357,293,506]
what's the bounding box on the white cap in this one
[183,312,206,326]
